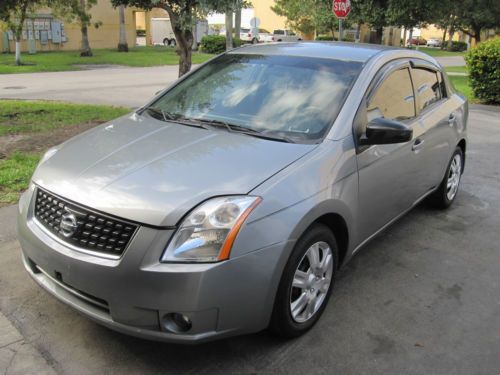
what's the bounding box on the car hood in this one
[33,113,316,227]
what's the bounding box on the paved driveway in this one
[0,106,499,374]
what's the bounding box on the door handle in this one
[412,138,425,152]
[448,113,456,126]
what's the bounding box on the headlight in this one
[162,196,262,263]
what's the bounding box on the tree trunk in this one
[80,24,92,56]
[355,24,361,42]
[473,26,481,43]
[234,8,241,39]
[408,28,414,47]
[225,11,233,50]
[80,0,92,56]
[118,4,128,52]
[15,37,21,66]
[388,27,394,46]
[375,27,383,45]
[441,26,447,49]
[447,26,454,51]
[402,28,407,47]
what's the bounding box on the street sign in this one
[332,0,351,19]
[250,17,261,28]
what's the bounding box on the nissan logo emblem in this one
[59,211,78,238]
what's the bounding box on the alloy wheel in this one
[290,241,333,323]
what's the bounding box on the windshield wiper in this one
[187,118,296,143]
[145,108,209,130]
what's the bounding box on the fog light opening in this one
[162,313,192,333]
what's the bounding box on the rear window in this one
[150,54,362,143]
[274,30,285,35]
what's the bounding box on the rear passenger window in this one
[367,68,415,121]
[412,68,442,111]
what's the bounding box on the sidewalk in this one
[0,312,56,375]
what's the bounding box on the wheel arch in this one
[458,138,466,172]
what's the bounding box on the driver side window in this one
[367,68,416,122]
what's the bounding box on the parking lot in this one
[0,105,498,374]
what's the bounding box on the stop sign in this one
[332,0,351,19]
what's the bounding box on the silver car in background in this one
[17,42,467,343]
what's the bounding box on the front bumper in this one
[17,188,288,343]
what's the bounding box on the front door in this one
[355,63,425,242]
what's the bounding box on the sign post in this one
[332,0,351,41]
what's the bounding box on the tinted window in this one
[241,28,250,33]
[150,54,362,142]
[412,68,442,111]
[274,30,285,35]
[367,68,415,121]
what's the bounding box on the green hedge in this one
[200,35,243,54]
[316,35,337,41]
[449,41,468,52]
[465,37,500,104]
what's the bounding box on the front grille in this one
[34,188,138,257]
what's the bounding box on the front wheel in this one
[269,224,338,338]
[428,146,464,209]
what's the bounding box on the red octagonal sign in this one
[333,0,351,19]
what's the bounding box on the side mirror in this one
[359,117,413,146]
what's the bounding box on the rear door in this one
[355,61,425,240]
[410,61,456,189]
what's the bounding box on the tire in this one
[252,38,258,44]
[269,223,338,338]
[428,146,464,209]
[169,39,177,47]
[163,38,169,47]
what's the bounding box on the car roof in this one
[230,41,400,63]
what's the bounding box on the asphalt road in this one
[0,56,465,108]
[0,65,182,108]
[0,106,499,374]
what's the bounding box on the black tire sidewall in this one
[440,147,464,207]
[270,224,338,337]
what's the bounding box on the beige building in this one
[1,0,137,53]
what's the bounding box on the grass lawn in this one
[0,46,213,74]
[445,66,468,73]
[417,47,466,57]
[0,100,129,136]
[0,100,130,205]
[449,75,474,102]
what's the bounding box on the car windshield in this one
[148,54,362,143]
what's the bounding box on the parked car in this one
[239,27,254,43]
[426,38,442,47]
[18,42,467,344]
[407,37,427,46]
[258,29,274,43]
[273,29,302,42]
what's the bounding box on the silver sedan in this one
[17,42,467,343]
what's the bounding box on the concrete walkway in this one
[435,56,466,67]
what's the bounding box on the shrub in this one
[316,35,336,41]
[465,37,500,104]
[200,35,243,54]
[449,41,468,52]
[200,35,226,54]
